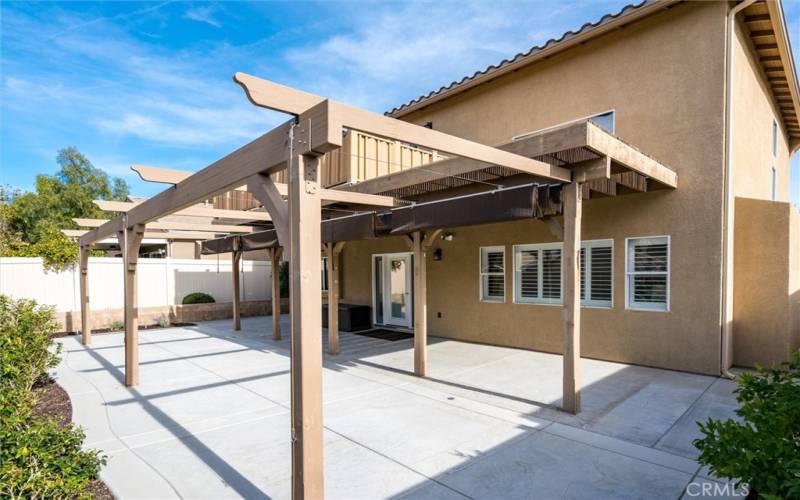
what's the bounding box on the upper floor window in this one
[772,120,778,158]
[512,110,616,142]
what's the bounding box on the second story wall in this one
[732,18,793,202]
[389,1,731,371]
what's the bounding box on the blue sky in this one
[1,1,799,205]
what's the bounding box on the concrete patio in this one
[55,316,745,499]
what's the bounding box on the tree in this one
[0,148,130,269]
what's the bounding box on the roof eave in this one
[765,0,800,153]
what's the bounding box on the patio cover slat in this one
[200,183,562,253]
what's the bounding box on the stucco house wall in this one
[337,2,732,375]
[731,18,792,202]
[733,198,799,367]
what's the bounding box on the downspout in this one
[721,0,758,379]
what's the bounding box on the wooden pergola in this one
[77,72,677,499]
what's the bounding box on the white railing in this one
[0,257,272,312]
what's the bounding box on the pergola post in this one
[408,229,439,377]
[271,247,283,341]
[288,153,324,499]
[562,182,582,414]
[324,242,345,355]
[79,245,91,345]
[121,223,145,387]
[411,232,427,376]
[232,238,242,331]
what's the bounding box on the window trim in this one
[581,239,614,309]
[513,242,563,306]
[479,246,506,303]
[624,235,671,312]
[512,109,616,141]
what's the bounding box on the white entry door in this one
[372,253,413,328]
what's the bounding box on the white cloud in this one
[281,1,589,112]
[184,5,221,28]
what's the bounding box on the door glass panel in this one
[374,257,383,324]
[389,257,407,320]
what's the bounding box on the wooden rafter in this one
[64,229,222,240]
[73,218,255,233]
[93,200,273,221]
[235,73,571,182]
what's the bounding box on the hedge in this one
[0,295,106,499]
[182,292,215,305]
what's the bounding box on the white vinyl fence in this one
[0,257,272,312]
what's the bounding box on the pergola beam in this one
[234,73,571,182]
[65,229,224,241]
[93,200,273,221]
[132,164,286,195]
[346,121,677,196]
[73,218,256,233]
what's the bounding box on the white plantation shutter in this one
[626,236,669,311]
[518,249,539,300]
[581,241,613,308]
[480,247,505,302]
[541,248,562,300]
[514,243,561,304]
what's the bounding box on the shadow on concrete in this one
[82,346,272,500]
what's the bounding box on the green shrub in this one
[156,314,170,328]
[694,351,800,499]
[109,320,124,331]
[0,295,106,499]
[182,292,215,305]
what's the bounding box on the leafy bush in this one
[109,320,124,331]
[182,292,215,305]
[694,352,800,499]
[156,314,170,328]
[0,295,106,499]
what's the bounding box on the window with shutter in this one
[480,246,505,302]
[626,236,669,311]
[514,243,561,304]
[581,240,613,308]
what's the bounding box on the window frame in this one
[513,242,563,306]
[479,246,506,303]
[625,235,670,312]
[512,109,616,141]
[581,239,614,309]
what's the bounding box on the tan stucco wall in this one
[733,197,799,367]
[169,241,198,259]
[347,2,727,374]
[731,19,792,201]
